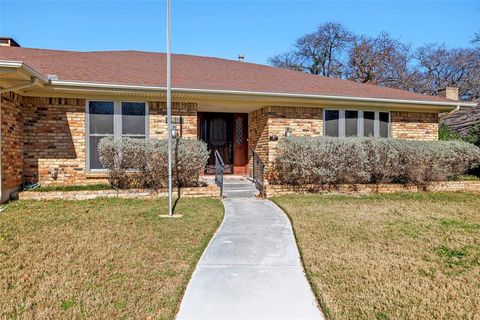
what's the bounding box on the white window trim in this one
[86,100,149,172]
[323,109,391,138]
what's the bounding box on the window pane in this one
[122,102,146,135]
[89,136,109,170]
[345,110,358,136]
[89,101,114,134]
[325,110,339,137]
[364,111,375,137]
[379,112,390,138]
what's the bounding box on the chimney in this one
[238,54,245,62]
[0,37,20,47]
[438,87,459,101]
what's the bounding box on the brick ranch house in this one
[0,40,477,202]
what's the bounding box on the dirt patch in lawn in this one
[0,197,223,319]
[273,192,480,320]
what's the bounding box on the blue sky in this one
[1,0,479,64]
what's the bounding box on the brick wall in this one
[22,97,87,185]
[2,92,441,190]
[1,92,24,193]
[391,111,438,141]
[248,106,323,173]
[149,102,197,139]
[266,106,323,163]
[248,107,269,174]
[21,99,198,186]
[265,181,480,197]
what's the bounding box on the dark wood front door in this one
[233,113,248,174]
[199,112,248,175]
[201,113,233,174]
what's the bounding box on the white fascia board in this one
[51,80,476,108]
[0,60,49,83]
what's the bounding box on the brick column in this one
[1,92,24,201]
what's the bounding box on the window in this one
[122,102,146,137]
[87,101,148,170]
[323,109,390,138]
[379,112,390,138]
[363,111,375,137]
[324,110,340,137]
[345,110,358,137]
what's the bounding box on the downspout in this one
[442,105,461,117]
[0,77,39,94]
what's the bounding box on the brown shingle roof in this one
[0,46,453,103]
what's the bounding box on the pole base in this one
[159,214,183,219]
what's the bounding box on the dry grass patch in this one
[0,197,223,320]
[273,192,480,320]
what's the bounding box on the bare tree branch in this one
[269,22,353,77]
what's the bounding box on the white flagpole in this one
[166,0,173,216]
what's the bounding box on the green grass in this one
[27,183,113,192]
[0,197,223,320]
[273,192,480,320]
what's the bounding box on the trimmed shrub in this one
[270,137,480,188]
[97,137,146,188]
[98,137,209,190]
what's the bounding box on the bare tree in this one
[269,25,479,102]
[472,31,480,46]
[347,32,413,89]
[413,44,479,100]
[268,52,304,72]
[269,22,353,77]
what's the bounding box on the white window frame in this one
[86,100,149,172]
[323,109,390,138]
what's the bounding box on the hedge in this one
[269,137,480,188]
[97,137,209,189]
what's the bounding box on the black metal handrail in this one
[251,149,265,196]
[214,150,225,197]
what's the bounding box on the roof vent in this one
[238,54,245,62]
[0,37,20,47]
[48,74,59,81]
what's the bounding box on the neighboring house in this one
[0,38,476,202]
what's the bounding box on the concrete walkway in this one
[176,195,323,319]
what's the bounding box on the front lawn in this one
[0,197,223,319]
[273,192,480,320]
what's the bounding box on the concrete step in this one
[223,183,257,190]
[223,190,259,198]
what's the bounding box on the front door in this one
[199,112,248,174]
[233,113,248,174]
[201,113,233,174]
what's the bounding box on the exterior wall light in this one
[171,124,179,138]
[285,127,292,137]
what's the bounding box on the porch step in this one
[223,190,259,198]
[223,183,257,190]
[222,178,258,198]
